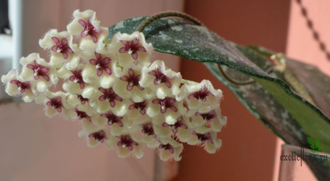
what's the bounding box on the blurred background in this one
[0,0,329,180]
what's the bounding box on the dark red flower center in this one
[118,38,147,60]
[196,110,216,122]
[117,135,138,151]
[78,19,102,43]
[159,144,174,153]
[188,87,214,101]
[129,100,147,115]
[69,70,85,89]
[98,87,123,107]
[141,122,156,138]
[148,68,172,88]
[89,52,112,76]
[10,80,30,93]
[162,117,188,133]
[77,95,89,104]
[26,60,50,81]
[152,97,178,113]
[89,130,107,142]
[46,97,63,113]
[74,108,91,121]
[196,132,213,143]
[51,37,74,59]
[101,112,123,127]
[120,69,143,91]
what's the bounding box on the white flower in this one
[78,121,112,148]
[39,29,78,67]
[113,133,144,159]
[188,131,222,154]
[58,64,89,95]
[179,79,222,112]
[20,53,58,93]
[1,70,35,102]
[43,91,74,119]
[110,31,153,68]
[158,138,183,161]
[192,108,227,133]
[67,9,109,51]
[146,96,180,118]
[138,121,160,148]
[140,60,181,98]
[113,66,148,102]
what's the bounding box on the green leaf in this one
[307,137,315,146]
[315,139,319,149]
[318,146,321,151]
[286,60,330,119]
[205,62,308,146]
[311,149,317,153]
[108,17,330,153]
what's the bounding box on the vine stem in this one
[136,11,202,32]
[137,11,255,86]
[217,64,255,85]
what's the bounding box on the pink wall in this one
[287,0,330,76]
[278,0,330,180]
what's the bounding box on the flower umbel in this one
[1,9,226,161]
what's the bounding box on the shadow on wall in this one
[295,0,330,61]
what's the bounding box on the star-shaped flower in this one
[117,134,139,151]
[148,67,172,88]
[98,87,123,107]
[119,38,146,60]
[101,111,124,127]
[120,68,144,91]
[89,130,107,143]
[162,116,188,134]
[78,19,102,43]
[69,69,85,89]
[89,52,112,76]
[152,97,178,113]
[10,80,31,93]
[51,37,74,59]
[27,60,50,81]
[129,100,147,115]
[46,96,63,113]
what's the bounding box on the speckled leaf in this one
[248,46,330,119]
[204,45,309,148]
[108,17,330,153]
[287,60,330,118]
[206,45,330,180]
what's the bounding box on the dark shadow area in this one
[296,0,330,61]
[0,0,11,34]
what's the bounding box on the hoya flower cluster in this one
[1,10,227,161]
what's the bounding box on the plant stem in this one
[217,64,255,85]
[137,11,255,85]
[136,11,202,32]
